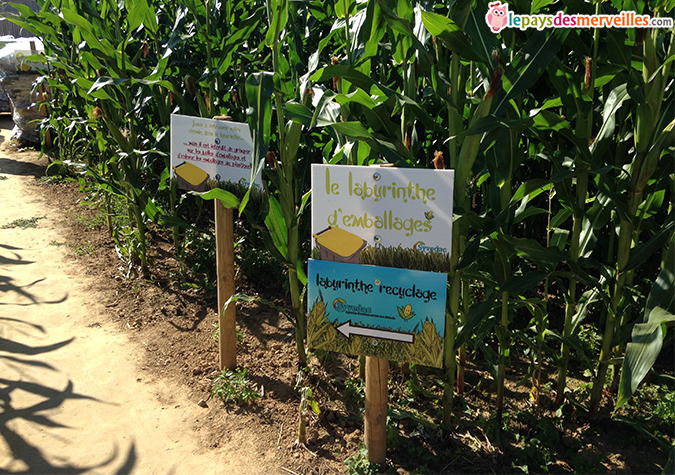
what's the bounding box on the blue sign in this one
[307,259,447,367]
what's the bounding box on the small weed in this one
[344,445,380,475]
[75,213,107,230]
[40,175,75,185]
[211,323,244,343]
[49,240,69,247]
[386,416,402,448]
[0,175,8,180]
[209,367,260,405]
[345,378,365,406]
[75,241,97,257]
[178,227,216,292]
[1,216,46,229]
[618,383,675,439]
[570,449,605,475]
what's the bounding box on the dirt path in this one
[0,119,268,474]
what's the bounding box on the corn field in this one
[6,0,674,471]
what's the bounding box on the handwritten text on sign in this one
[170,114,261,191]
[311,165,454,252]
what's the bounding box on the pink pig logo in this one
[486,1,509,33]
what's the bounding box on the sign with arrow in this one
[307,259,447,368]
[336,322,415,343]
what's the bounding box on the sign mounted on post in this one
[307,259,447,368]
[170,114,262,191]
[311,164,455,252]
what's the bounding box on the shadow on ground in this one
[0,157,45,178]
[0,318,137,474]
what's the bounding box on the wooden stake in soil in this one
[365,356,388,465]
[215,200,236,370]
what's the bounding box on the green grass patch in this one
[1,216,46,229]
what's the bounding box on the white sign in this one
[170,114,261,191]
[311,164,454,253]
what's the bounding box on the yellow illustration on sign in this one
[398,304,415,320]
[173,161,209,191]
[312,227,367,264]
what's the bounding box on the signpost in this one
[308,164,454,465]
[170,114,257,371]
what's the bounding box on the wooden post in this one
[365,356,388,465]
[215,200,236,370]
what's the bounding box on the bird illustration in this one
[397,304,416,320]
[424,211,434,220]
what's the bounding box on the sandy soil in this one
[0,118,273,474]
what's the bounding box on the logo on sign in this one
[333,298,373,316]
[413,241,448,253]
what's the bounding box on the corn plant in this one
[588,19,675,418]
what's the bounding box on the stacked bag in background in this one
[0,36,47,144]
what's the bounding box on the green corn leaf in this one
[578,194,613,259]
[551,208,572,228]
[309,89,341,129]
[550,228,569,251]
[334,0,356,19]
[502,271,550,294]
[310,65,387,97]
[88,76,130,94]
[644,234,675,317]
[447,115,534,142]
[243,72,274,213]
[193,188,240,209]
[266,0,289,47]
[503,235,569,265]
[465,3,501,69]
[514,206,548,225]
[571,287,603,334]
[262,230,292,267]
[157,214,190,229]
[531,0,555,13]
[455,293,497,349]
[495,29,569,115]
[509,179,553,205]
[265,195,289,261]
[335,88,385,110]
[296,258,308,286]
[328,121,372,139]
[284,101,313,127]
[591,83,630,162]
[626,216,674,272]
[75,78,114,101]
[127,0,158,34]
[616,306,675,410]
[283,121,303,168]
[532,110,592,162]
[420,11,483,63]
